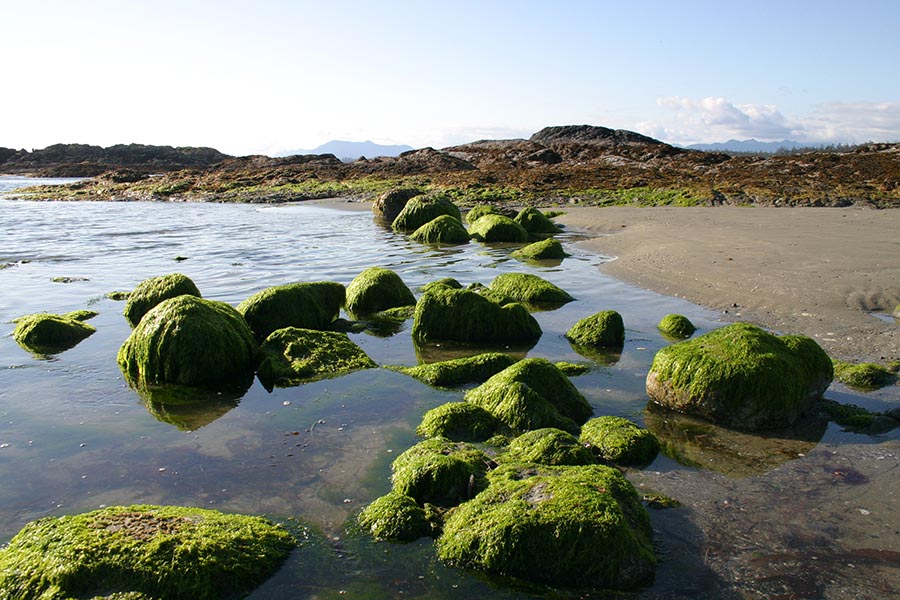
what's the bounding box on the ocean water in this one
[1,176,897,598]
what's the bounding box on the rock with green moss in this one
[514,207,562,235]
[466,281,517,305]
[657,314,696,339]
[237,281,345,341]
[465,358,592,434]
[832,360,896,390]
[566,310,625,348]
[646,322,833,430]
[391,438,490,506]
[396,352,517,387]
[392,193,461,232]
[13,310,97,355]
[372,187,423,224]
[436,463,655,588]
[580,416,660,466]
[469,214,529,243]
[420,277,463,294]
[510,238,569,260]
[409,214,470,244]
[358,491,434,542]
[489,272,574,307]
[554,361,591,376]
[345,267,415,317]
[124,273,201,327]
[465,204,506,224]
[0,504,295,600]
[118,296,256,387]
[503,428,595,466]
[412,287,541,343]
[417,402,501,442]
[256,327,376,389]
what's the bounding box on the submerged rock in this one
[395,352,517,387]
[502,428,595,466]
[124,273,201,327]
[646,322,833,430]
[657,313,696,339]
[118,295,256,387]
[357,491,434,542]
[13,310,97,355]
[821,399,898,434]
[566,310,625,348]
[409,214,470,244]
[345,267,416,317]
[489,272,574,306]
[0,504,295,600]
[392,193,461,232]
[436,463,655,589]
[468,214,528,243]
[372,187,423,224]
[391,437,490,506]
[412,287,541,344]
[510,237,569,260]
[514,206,562,235]
[237,281,345,341]
[579,416,660,466]
[256,327,376,389]
[417,402,501,442]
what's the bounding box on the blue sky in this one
[2,0,898,155]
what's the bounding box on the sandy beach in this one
[556,206,900,362]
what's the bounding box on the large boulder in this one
[0,504,295,600]
[579,416,659,466]
[392,193,461,232]
[390,438,489,506]
[237,281,345,341]
[395,352,517,387]
[409,214,470,244]
[417,402,501,442]
[412,287,541,344]
[646,322,833,430]
[510,238,569,260]
[345,267,416,317]
[566,310,625,348]
[118,296,256,387]
[468,214,528,243]
[436,463,656,589]
[372,187,423,224]
[13,310,97,354]
[357,491,434,542]
[489,273,574,306]
[514,207,562,235]
[502,428,595,466]
[124,273,201,327]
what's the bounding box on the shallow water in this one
[1,176,898,598]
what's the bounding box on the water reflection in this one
[567,341,622,366]
[413,338,535,365]
[126,377,251,430]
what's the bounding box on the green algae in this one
[394,352,518,387]
[510,238,569,261]
[832,360,896,390]
[345,267,416,317]
[237,281,345,341]
[464,204,506,224]
[420,277,462,294]
[554,361,591,376]
[502,428,595,466]
[436,463,655,588]
[118,296,257,387]
[468,214,529,243]
[256,327,377,390]
[391,438,490,506]
[513,207,562,235]
[13,310,97,355]
[391,193,462,232]
[412,287,541,344]
[409,214,470,244]
[488,272,574,307]
[0,504,295,600]
[124,273,201,328]
[657,313,696,339]
[357,491,435,542]
[566,310,625,348]
[416,402,501,442]
[579,416,660,466]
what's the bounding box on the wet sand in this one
[556,206,900,362]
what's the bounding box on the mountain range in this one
[275,140,414,161]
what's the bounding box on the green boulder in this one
[372,187,423,225]
[646,322,833,430]
[0,504,295,600]
[468,214,528,243]
[391,438,490,506]
[13,310,97,355]
[503,428,595,466]
[420,277,462,294]
[124,273,201,327]
[396,352,517,387]
[392,193,461,232]
[579,416,660,466]
[566,310,625,348]
[417,402,501,442]
[657,313,696,339]
[832,360,896,390]
[345,267,416,317]
[357,491,434,542]
[409,215,470,244]
[465,204,506,224]
[489,273,574,306]
[256,327,376,389]
[237,281,345,341]
[510,238,569,260]
[514,207,562,235]
[412,287,541,343]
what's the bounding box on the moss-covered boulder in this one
[464,358,593,434]
[357,491,434,542]
[412,287,541,343]
[465,204,507,224]
[436,464,655,588]
[13,310,97,355]
[417,402,501,442]
[396,352,517,387]
[124,273,201,327]
[118,296,256,387]
[503,428,595,466]
[657,313,696,339]
[579,416,660,466]
[832,360,896,390]
[566,310,625,348]
[468,214,529,243]
[237,281,345,341]
[489,273,574,306]
[256,327,376,389]
[514,207,562,235]
[420,277,463,294]
[0,504,295,600]
[409,214,470,244]
[392,193,461,232]
[510,238,569,261]
[344,267,415,317]
[372,187,423,224]
[646,323,833,430]
[391,438,490,506]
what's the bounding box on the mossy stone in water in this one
[646,322,833,430]
[392,193,461,232]
[13,310,97,355]
[0,504,295,600]
[417,402,501,442]
[345,267,416,317]
[237,281,345,341]
[358,491,434,542]
[566,310,625,348]
[391,438,489,506]
[436,464,655,589]
[124,273,201,327]
[372,187,423,224]
[465,204,506,224]
[396,352,517,387]
[510,238,569,260]
[657,313,696,339]
[412,287,541,344]
[420,277,463,294]
[514,207,562,235]
[468,214,529,243]
[489,272,574,306]
[503,428,595,466]
[409,214,470,244]
[118,296,256,387]
[832,360,896,390]
[579,416,660,466]
[256,327,376,389]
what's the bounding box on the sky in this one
[2,0,899,155]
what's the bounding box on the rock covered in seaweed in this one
[566,310,625,348]
[657,313,696,339]
[357,491,435,542]
[345,267,416,317]
[417,402,501,442]
[124,273,201,327]
[0,504,295,600]
[510,237,569,260]
[391,437,490,506]
[372,187,423,224]
[395,352,517,387]
[465,204,507,224]
[391,193,461,232]
[514,207,562,235]
[489,272,574,306]
[13,309,97,355]
[579,416,660,466]
[646,322,833,430]
[237,281,345,341]
[502,428,595,466]
[468,214,529,243]
[409,214,470,244]
[412,287,541,343]
[832,359,896,390]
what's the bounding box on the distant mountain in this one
[686,139,817,153]
[276,140,414,161]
